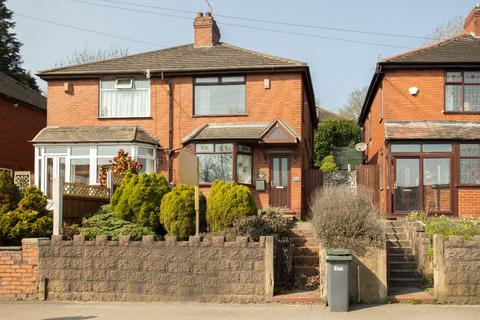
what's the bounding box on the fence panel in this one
[356,164,380,206]
[303,168,323,216]
[62,183,110,224]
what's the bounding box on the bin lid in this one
[326,249,352,262]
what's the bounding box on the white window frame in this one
[34,143,156,194]
[99,78,151,118]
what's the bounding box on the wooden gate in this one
[303,168,323,217]
[356,164,380,207]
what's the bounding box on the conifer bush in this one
[0,171,21,215]
[0,186,52,242]
[206,180,257,232]
[160,184,206,239]
[111,172,170,232]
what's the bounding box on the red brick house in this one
[359,6,480,218]
[33,12,318,218]
[0,71,46,174]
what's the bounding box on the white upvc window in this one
[99,78,150,118]
[34,144,156,197]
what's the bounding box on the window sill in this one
[192,114,249,118]
[455,184,480,188]
[98,116,153,120]
[443,111,480,114]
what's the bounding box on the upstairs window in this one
[100,78,150,118]
[194,76,246,115]
[445,71,480,112]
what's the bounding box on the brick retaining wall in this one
[0,239,39,300]
[433,234,480,304]
[37,235,274,303]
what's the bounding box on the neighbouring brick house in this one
[33,12,318,218]
[0,71,46,174]
[359,6,480,217]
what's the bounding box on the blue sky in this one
[7,0,476,111]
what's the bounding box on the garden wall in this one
[37,235,274,303]
[433,234,480,304]
[406,221,433,280]
[0,239,39,300]
[318,245,387,304]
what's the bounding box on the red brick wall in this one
[0,239,39,300]
[458,188,480,217]
[46,72,312,215]
[0,96,46,171]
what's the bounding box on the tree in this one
[0,0,39,91]
[339,87,368,120]
[54,45,129,67]
[424,15,464,44]
[314,119,361,167]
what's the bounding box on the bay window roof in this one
[31,126,159,145]
[385,120,480,140]
[182,119,299,144]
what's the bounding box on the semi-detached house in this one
[33,12,318,218]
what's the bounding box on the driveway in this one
[0,301,479,320]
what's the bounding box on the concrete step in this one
[388,247,413,255]
[389,269,419,278]
[291,237,318,247]
[272,290,322,304]
[387,240,412,248]
[388,261,418,270]
[293,266,319,277]
[389,288,434,304]
[384,221,407,228]
[294,246,319,256]
[388,254,416,262]
[389,278,422,288]
[385,233,408,240]
[290,228,315,238]
[292,256,319,267]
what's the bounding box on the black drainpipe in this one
[167,80,174,183]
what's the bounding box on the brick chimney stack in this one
[194,12,221,48]
[464,4,480,36]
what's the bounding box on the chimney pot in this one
[205,12,212,17]
[195,12,203,17]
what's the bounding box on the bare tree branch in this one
[424,15,464,44]
[339,87,368,120]
[54,45,130,67]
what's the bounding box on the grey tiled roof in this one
[38,43,306,77]
[182,120,299,143]
[384,34,480,64]
[385,121,480,140]
[32,126,159,145]
[0,72,46,109]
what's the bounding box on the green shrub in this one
[79,205,155,240]
[111,173,171,232]
[314,118,361,166]
[206,180,257,232]
[0,171,21,215]
[320,155,337,173]
[424,216,480,241]
[226,207,294,241]
[311,186,383,254]
[0,186,52,242]
[160,184,206,239]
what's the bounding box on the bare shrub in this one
[310,186,384,254]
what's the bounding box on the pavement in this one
[1,301,480,320]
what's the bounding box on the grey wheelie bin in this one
[326,249,352,312]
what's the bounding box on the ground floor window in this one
[34,143,156,197]
[460,144,480,184]
[195,143,252,185]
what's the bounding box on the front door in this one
[270,156,290,208]
[394,158,420,213]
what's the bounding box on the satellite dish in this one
[355,142,368,152]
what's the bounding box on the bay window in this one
[445,71,480,112]
[100,78,150,118]
[194,76,246,115]
[196,143,252,185]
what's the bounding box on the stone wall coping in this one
[37,235,269,248]
[0,246,22,251]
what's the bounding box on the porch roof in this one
[31,126,159,145]
[182,120,299,144]
[385,121,480,140]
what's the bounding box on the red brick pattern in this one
[458,188,480,217]
[0,239,39,300]
[0,97,46,171]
